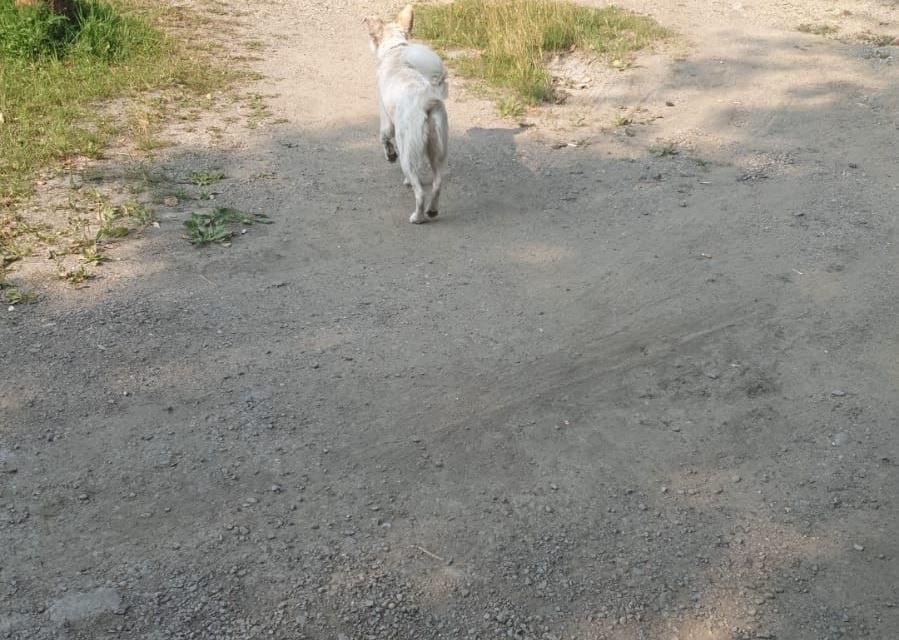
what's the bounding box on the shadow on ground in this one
[1,27,898,640]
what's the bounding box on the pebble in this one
[832,432,849,446]
[831,389,847,397]
[731,475,742,483]
[48,588,122,624]
[853,544,864,552]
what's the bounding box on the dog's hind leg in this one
[378,99,397,163]
[426,162,443,219]
[426,103,448,218]
[394,104,430,223]
[405,173,428,224]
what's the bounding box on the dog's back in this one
[403,43,448,99]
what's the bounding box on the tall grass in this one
[416,0,670,104]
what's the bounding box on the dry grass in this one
[416,0,671,104]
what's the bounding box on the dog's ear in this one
[363,17,384,46]
[396,4,414,35]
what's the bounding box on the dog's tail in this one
[425,98,448,170]
[397,94,447,186]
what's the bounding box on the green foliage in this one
[184,207,271,246]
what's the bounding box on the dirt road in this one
[2,0,898,638]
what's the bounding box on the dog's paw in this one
[382,141,398,163]
[409,211,427,224]
[426,209,438,219]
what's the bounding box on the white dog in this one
[364,5,448,224]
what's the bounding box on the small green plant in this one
[417,0,670,104]
[80,246,106,265]
[4,286,39,304]
[95,199,121,224]
[497,96,525,118]
[96,224,129,240]
[650,143,679,157]
[59,264,91,284]
[188,169,225,186]
[121,200,155,225]
[797,23,839,36]
[183,207,271,246]
[613,114,633,127]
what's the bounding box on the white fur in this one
[366,18,448,224]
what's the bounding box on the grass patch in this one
[416,0,670,105]
[855,31,895,47]
[650,142,678,157]
[497,96,526,118]
[0,0,236,268]
[183,207,271,246]
[797,23,839,36]
[188,169,225,186]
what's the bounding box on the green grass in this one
[183,207,271,246]
[0,0,234,263]
[796,23,839,36]
[650,142,679,157]
[188,169,225,186]
[416,0,670,105]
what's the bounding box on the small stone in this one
[48,588,121,624]
[270,484,282,493]
[832,432,849,446]
[831,389,847,397]
[731,475,742,483]
[853,543,864,552]
[77,494,89,501]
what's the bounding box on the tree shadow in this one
[1,24,898,639]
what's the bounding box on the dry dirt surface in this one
[2,0,898,638]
